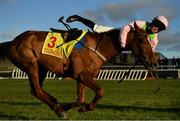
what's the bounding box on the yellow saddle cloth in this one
[42,31,87,60]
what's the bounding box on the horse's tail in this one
[0,41,11,61]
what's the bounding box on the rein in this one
[137,33,160,93]
[144,62,160,93]
[88,34,107,61]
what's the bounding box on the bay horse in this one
[0,22,157,118]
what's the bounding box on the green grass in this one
[0,79,180,120]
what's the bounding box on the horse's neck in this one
[126,31,139,53]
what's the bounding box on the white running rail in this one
[96,70,148,80]
[11,68,148,80]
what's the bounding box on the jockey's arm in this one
[120,24,131,48]
[120,20,147,48]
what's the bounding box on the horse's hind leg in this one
[28,62,66,118]
[78,70,104,112]
[38,65,47,87]
[38,65,58,103]
[76,82,86,106]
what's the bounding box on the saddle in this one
[50,28,82,42]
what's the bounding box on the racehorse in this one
[0,22,157,118]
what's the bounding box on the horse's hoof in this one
[57,112,67,119]
[62,104,71,111]
[78,105,87,112]
[52,104,67,119]
[89,103,95,111]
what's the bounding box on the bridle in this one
[119,30,160,93]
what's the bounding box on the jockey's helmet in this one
[152,15,168,31]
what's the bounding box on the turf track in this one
[0,79,179,120]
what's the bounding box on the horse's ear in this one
[134,22,145,33]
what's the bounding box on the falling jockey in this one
[66,14,168,51]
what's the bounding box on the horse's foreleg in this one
[78,70,104,112]
[76,81,86,106]
[28,63,65,118]
[62,81,86,111]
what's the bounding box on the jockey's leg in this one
[66,15,95,31]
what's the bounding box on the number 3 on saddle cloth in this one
[42,30,87,70]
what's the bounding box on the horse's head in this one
[128,22,158,77]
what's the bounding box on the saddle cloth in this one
[42,30,87,60]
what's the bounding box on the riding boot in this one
[66,15,80,23]
[66,15,95,31]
